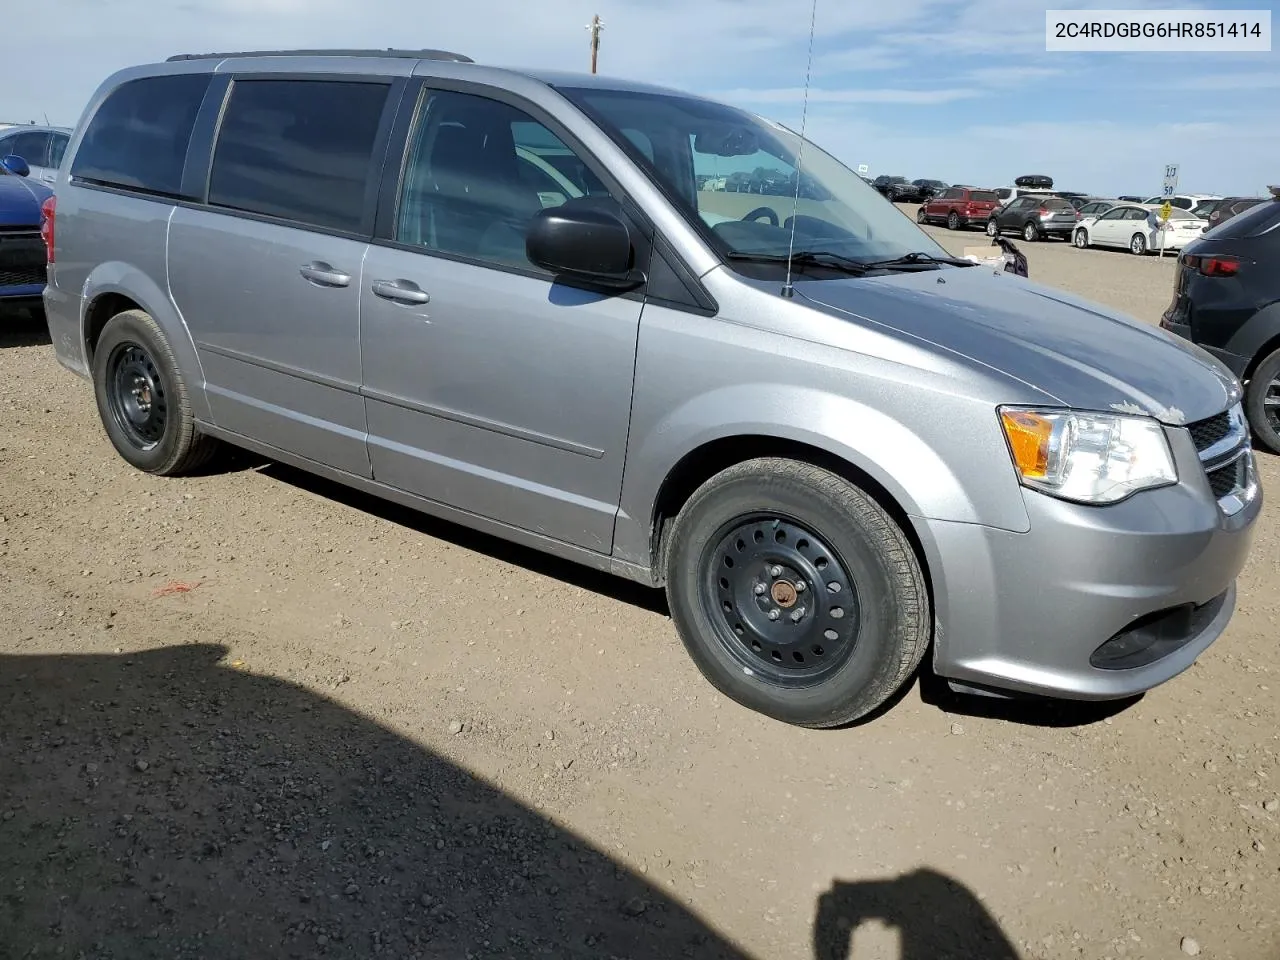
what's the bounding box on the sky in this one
[4,0,1277,197]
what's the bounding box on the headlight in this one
[998,407,1177,504]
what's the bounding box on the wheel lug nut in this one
[769,565,782,578]
[753,583,766,596]
[767,609,780,621]
[790,606,806,623]
[795,581,806,593]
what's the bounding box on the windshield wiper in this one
[724,250,872,275]
[858,251,978,270]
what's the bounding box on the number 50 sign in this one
[1163,163,1180,198]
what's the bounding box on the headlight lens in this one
[998,407,1177,504]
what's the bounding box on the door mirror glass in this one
[525,198,637,288]
[0,154,30,177]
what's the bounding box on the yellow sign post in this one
[1158,201,1172,257]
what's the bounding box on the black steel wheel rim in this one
[1265,376,1280,433]
[699,514,862,688]
[106,342,168,450]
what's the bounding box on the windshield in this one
[558,86,948,270]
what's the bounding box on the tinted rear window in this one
[970,190,998,202]
[71,74,212,198]
[208,79,390,233]
[1043,198,1072,210]
[1203,198,1280,240]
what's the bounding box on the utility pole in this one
[586,14,603,74]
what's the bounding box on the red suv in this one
[917,187,1002,231]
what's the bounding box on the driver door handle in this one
[371,279,430,305]
[299,261,352,288]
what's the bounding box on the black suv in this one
[872,175,922,202]
[1161,190,1280,452]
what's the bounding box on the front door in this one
[1090,207,1128,247]
[359,87,643,553]
[168,76,398,477]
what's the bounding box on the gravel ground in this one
[1,211,1278,960]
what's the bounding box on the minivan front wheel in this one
[1245,348,1280,455]
[92,309,218,475]
[664,458,930,728]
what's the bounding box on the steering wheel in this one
[741,206,779,227]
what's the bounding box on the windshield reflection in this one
[560,86,949,271]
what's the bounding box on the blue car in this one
[1,153,53,311]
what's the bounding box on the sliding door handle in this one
[371,279,430,305]
[300,261,352,287]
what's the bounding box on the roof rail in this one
[166,48,474,63]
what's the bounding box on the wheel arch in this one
[1228,302,1280,383]
[80,263,210,421]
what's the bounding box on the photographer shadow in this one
[813,869,1022,960]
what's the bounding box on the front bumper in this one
[919,429,1260,700]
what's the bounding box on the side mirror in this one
[525,200,638,288]
[1,154,31,178]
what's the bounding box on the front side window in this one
[71,74,212,198]
[2,131,49,166]
[208,79,390,233]
[557,86,948,272]
[395,89,614,269]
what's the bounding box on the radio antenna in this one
[781,0,819,299]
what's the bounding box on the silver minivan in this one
[42,49,1260,727]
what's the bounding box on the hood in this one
[0,174,52,228]
[798,264,1239,426]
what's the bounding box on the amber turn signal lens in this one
[1000,410,1053,479]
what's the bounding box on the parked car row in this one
[907,181,1269,256]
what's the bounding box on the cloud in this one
[965,65,1065,86]
[1170,70,1280,91]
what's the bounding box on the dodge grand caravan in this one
[43,49,1261,728]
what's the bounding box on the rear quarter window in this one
[70,73,213,198]
[970,191,998,202]
[1203,199,1280,240]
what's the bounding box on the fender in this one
[80,253,212,423]
[1225,300,1280,380]
[612,383,1031,572]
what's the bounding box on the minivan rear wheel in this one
[1245,348,1280,455]
[664,458,930,728]
[92,309,218,475]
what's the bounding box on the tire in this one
[1245,348,1280,455]
[1073,228,1089,248]
[947,211,961,230]
[985,219,999,237]
[1022,221,1040,242]
[92,309,218,476]
[1130,233,1147,255]
[916,206,928,224]
[664,458,930,728]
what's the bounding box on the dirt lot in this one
[2,214,1278,960]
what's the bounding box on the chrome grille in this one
[1189,403,1255,516]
